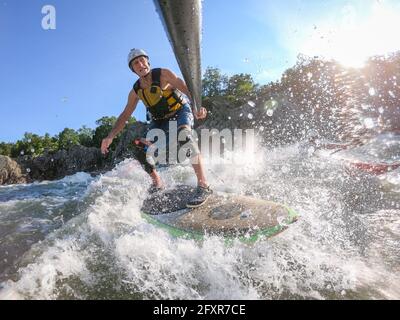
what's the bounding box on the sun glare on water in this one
[302,1,400,68]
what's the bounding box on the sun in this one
[301,2,400,69]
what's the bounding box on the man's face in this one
[131,56,150,76]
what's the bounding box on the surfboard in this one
[141,185,298,243]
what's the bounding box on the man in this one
[101,49,212,207]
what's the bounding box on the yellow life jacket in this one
[133,68,185,120]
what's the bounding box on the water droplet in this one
[378,107,384,114]
[20,150,25,155]
[364,118,374,129]
[267,109,274,117]
[26,168,31,173]
[307,72,313,80]
[259,126,265,132]
[30,148,35,153]
[369,88,376,96]
[247,101,256,108]
[281,165,289,173]
[388,90,396,98]
[248,113,254,120]
[239,113,243,117]
[228,116,231,120]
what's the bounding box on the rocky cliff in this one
[15,145,106,183]
[0,155,28,185]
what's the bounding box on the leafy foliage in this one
[202,67,257,107]
[202,67,228,97]
[1,116,136,158]
[58,128,80,150]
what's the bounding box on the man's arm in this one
[101,89,139,154]
[162,68,193,101]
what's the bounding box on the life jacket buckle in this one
[150,86,157,94]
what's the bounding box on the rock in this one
[0,155,28,185]
[17,145,106,182]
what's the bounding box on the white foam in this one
[59,172,93,184]
[115,233,259,299]
[1,147,399,299]
[0,237,90,300]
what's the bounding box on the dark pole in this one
[154,0,202,112]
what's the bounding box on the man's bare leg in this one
[191,154,208,188]
[150,170,164,188]
[177,125,208,188]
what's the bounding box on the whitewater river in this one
[0,134,399,300]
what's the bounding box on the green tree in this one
[0,142,13,157]
[78,125,94,147]
[10,132,48,157]
[92,116,118,148]
[58,128,80,150]
[225,73,257,103]
[202,67,228,97]
[42,133,59,153]
[92,116,136,151]
[95,116,118,128]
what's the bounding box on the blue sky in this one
[1,0,400,142]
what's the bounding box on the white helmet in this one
[127,48,149,69]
